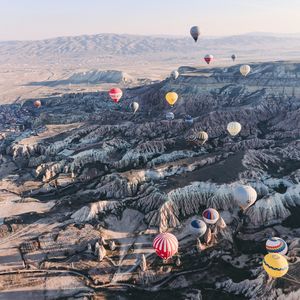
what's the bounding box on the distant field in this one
[1,32,300,104]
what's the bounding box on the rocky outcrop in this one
[246,184,300,228]
[71,200,121,222]
[1,61,300,298]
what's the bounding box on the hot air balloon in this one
[153,232,178,260]
[130,102,139,114]
[165,92,178,106]
[266,237,288,256]
[190,219,207,237]
[184,115,194,125]
[190,26,200,42]
[240,65,251,77]
[34,100,41,108]
[227,122,242,136]
[166,112,175,120]
[263,253,288,278]
[171,70,179,80]
[198,131,208,145]
[204,54,214,65]
[231,54,236,62]
[109,88,123,103]
[202,208,219,225]
[233,185,257,210]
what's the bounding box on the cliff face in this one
[1,62,300,298]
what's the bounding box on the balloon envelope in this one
[165,92,178,106]
[266,237,288,255]
[240,65,251,76]
[153,232,178,259]
[190,26,200,42]
[263,253,288,278]
[34,100,41,108]
[204,54,214,64]
[166,112,175,120]
[227,122,242,136]
[131,102,139,113]
[171,70,179,80]
[233,185,257,210]
[231,54,236,61]
[109,88,123,103]
[184,115,194,125]
[198,131,208,145]
[190,219,207,237]
[202,208,219,225]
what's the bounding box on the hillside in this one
[1,33,300,65]
[0,61,299,299]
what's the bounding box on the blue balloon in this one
[184,115,194,125]
[190,219,207,237]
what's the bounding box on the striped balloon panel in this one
[109,92,122,102]
[153,233,178,260]
[266,238,287,254]
[203,209,217,220]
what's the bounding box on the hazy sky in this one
[1,0,300,40]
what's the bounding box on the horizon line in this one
[1,31,300,43]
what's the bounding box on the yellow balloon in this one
[165,92,178,106]
[263,253,288,278]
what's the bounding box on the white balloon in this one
[233,185,257,210]
[171,70,179,80]
[240,65,251,76]
[227,122,242,136]
[166,112,175,120]
[131,102,139,114]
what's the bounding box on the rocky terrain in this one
[0,61,299,299]
[1,32,300,104]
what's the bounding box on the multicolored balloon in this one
[109,88,123,103]
[263,253,288,278]
[153,232,178,260]
[204,54,214,65]
[202,208,219,225]
[190,219,207,237]
[266,237,288,256]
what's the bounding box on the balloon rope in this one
[283,274,300,285]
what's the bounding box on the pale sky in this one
[0,0,300,40]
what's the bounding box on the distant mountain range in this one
[1,33,300,65]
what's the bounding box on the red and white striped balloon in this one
[109,88,123,103]
[204,54,214,64]
[153,232,178,260]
